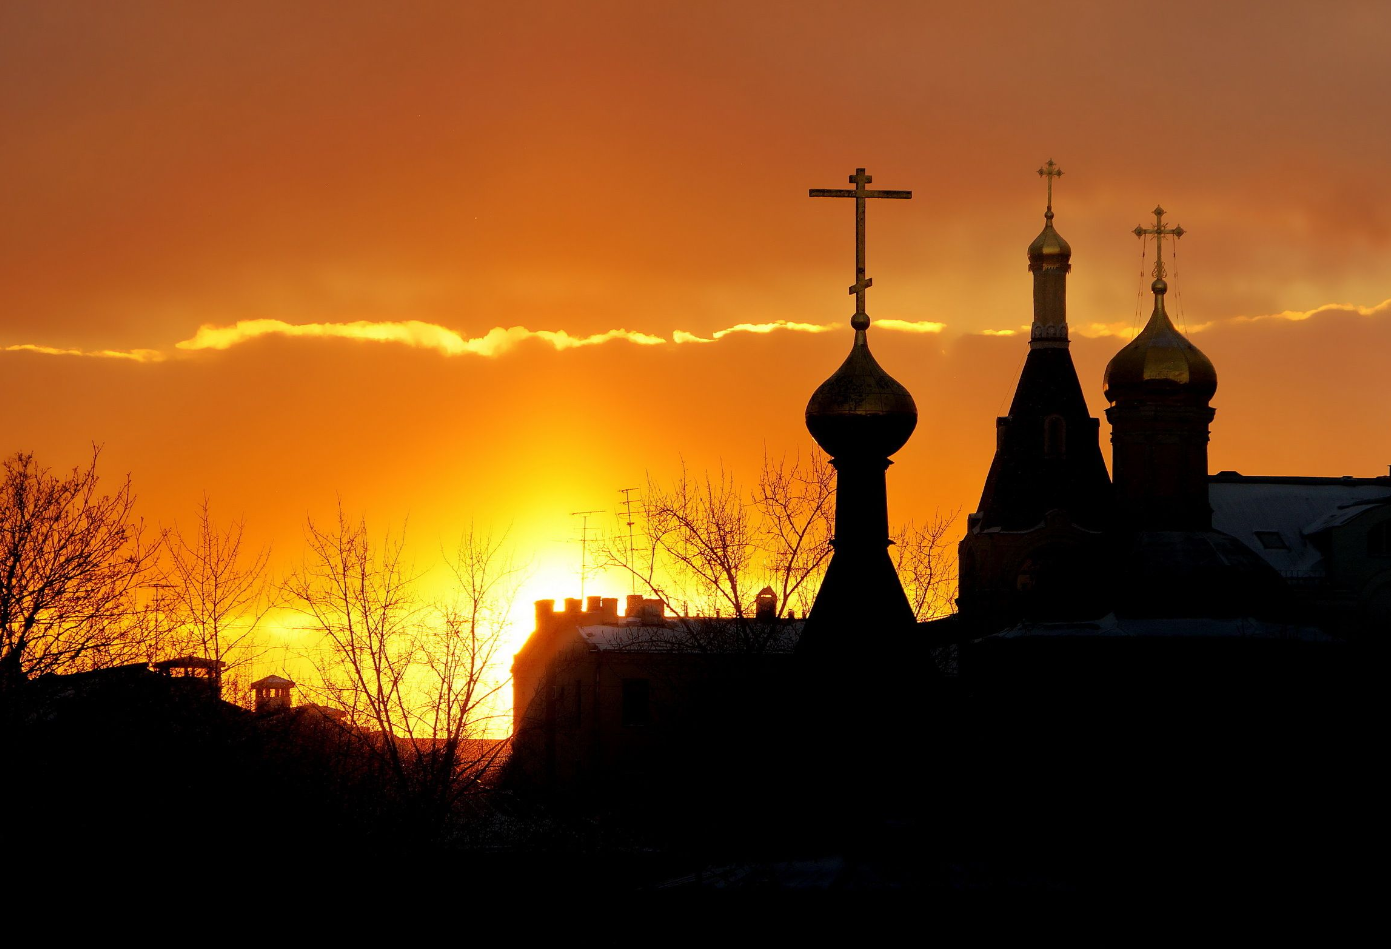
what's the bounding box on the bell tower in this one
[958,161,1112,633]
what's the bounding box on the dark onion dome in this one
[805,324,917,459]
[1027,209,1072,272]
[1103,278,1217,404]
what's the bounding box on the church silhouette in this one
[510,164,1370,889]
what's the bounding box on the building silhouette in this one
[958,165,1112,634]
[506,168,1368,892]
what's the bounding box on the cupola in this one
[1103,207,1215,405]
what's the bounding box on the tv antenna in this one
[618,487,642,596]
[570,510,603,600]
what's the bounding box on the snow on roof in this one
[1209,477,1391,577]
[577,619,804,653]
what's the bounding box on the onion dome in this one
[806,321,917,459]
[1027,209,1073,273]
[1103,277,1217,404]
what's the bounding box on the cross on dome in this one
[809,168,912,330]
[1134,205,1185,283]
[1038,159,1063,213]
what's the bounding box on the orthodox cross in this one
[810,168,912,329]
[1038,159,1062,212]
[1133,205,1185,281]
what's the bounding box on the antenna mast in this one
[570,510,603,600]
[618,487,641,596]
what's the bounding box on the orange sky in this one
[5,2,1391,666]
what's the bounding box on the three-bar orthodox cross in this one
[1134,205,1185,281]
[810,168,912,328]
[1038,159,1062,212]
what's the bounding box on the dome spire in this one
[1104,205,1214,404]
[799,167,920,673]
[1028,158,1072,346]
[805,168,918,459]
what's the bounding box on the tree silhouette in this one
[284,504,514,836]
[0,448,156,692]
[159,494,273,704]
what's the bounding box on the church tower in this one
[1104,206,1214,532]
[797,168,922,674]
[1103,206,1284,618]
[958,162,1112,633]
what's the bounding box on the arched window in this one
[1044,415,1066,459]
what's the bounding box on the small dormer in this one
[251,675,295,714]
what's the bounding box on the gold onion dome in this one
[1103,277,1217,404]
[1027,209,1072,271]
[806,322,918,458]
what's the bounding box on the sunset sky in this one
[5,1,1391,668]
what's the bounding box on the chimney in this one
[755,587,778,621]
[564,598,583,614]
[625,594,644,618]
[600,597,619,622]
[252,675,295,715]
[534,599,556,629]
[586,595,602,613]
[639,598,665,624]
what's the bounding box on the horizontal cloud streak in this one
[1229,297,1391,326]
[674,318,945,344]
[1073,298,1391,340]
[18,299,1377,363]
[2,343,164,362]
[174,319,666,357]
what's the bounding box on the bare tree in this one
[413,525,518,820]
[639,462,755,619]
[753,449,834,620]
[160,494,272,704]
[600,452,835,620]
[285,504,418,791]
[285,504,514,835]
[892,509,960,621]
[0,448,156,691]
[598,454,956,629]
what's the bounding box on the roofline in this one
[1210,472,1391,486]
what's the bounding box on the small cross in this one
[810,168,912,328]
[1133,205,1185,281]
[1038,159,1063,212]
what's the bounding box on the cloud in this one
[1071,298,1391,341]
[2,344,164,362]
[1227,298,1391,326]
[24,297,1384,366]
[1074,321,1142,339]
[173,319,666,357]
[673,318,945,344]
[874,319,947,334]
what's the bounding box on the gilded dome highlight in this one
[1027,210,1072,272]
[1103,279,1217,404]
